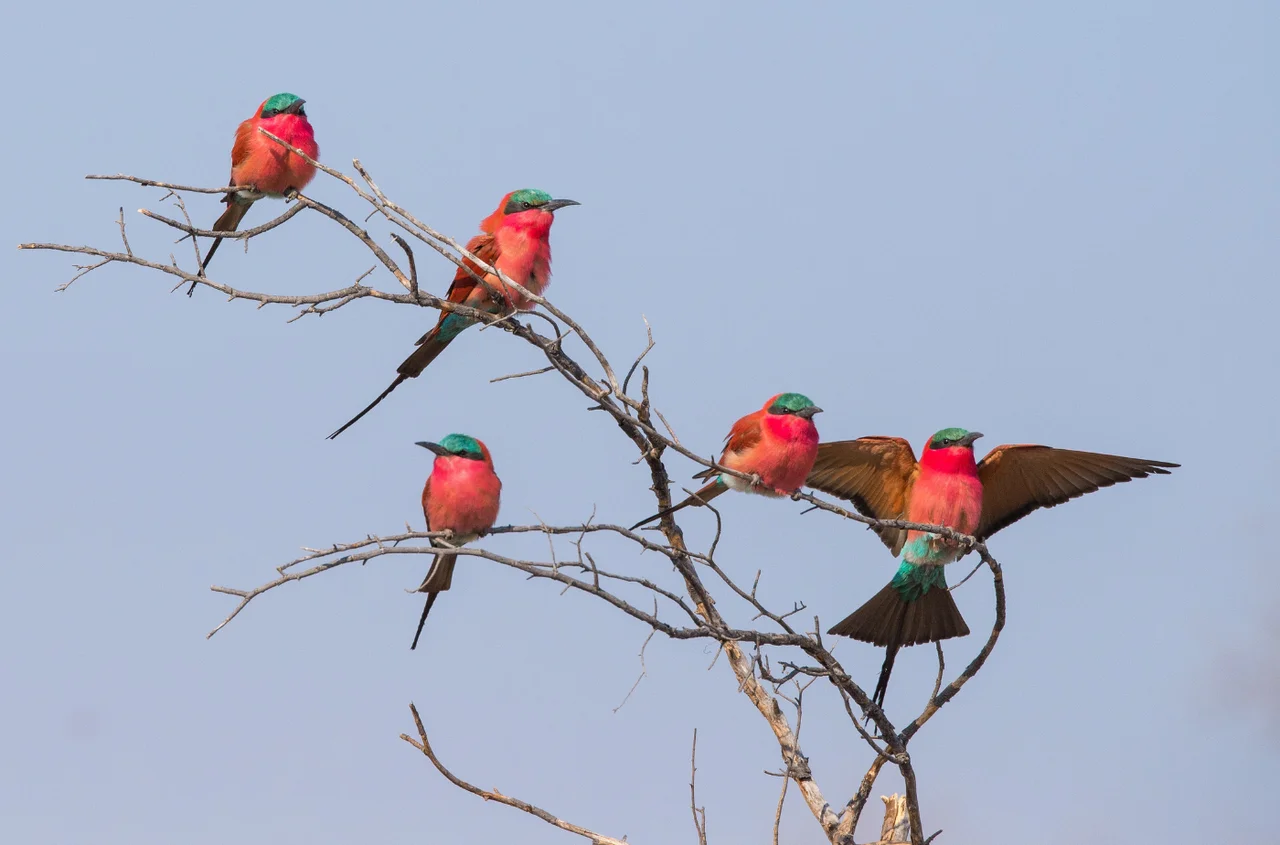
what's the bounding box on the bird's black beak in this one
[797,407,823,419]
[958,431,984,447]
[284,98,307,115]
[541,198,581,213]
[415,441,452,457]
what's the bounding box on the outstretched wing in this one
[976,445,1178,540]
[806,436,919,556]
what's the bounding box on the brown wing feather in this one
[693,411,764,480]
[229,116,257,174]
[976,445,1178,539]
[413,233,500,346]
[806,437,919,555]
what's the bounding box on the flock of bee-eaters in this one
[204,93,1178,710]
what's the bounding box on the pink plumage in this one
[422,445,502,536]
[631,393,823,529]
[410,436,502,650]
[720,404,821,495]
[196,94,319,284]
[902,439,984,554]
[228,105,318,196]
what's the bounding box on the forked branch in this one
[24,157,1015,844]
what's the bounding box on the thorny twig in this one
[26,159,1016,844]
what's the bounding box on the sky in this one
[3,1,1277,843]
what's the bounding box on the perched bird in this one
[410,434,502,649]
[193,92,319,291]
[631,393,822,529]
[806,427,1178,709]
[328,189,579,439]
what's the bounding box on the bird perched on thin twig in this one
[193,93,318,292]
[410,434,502,649]
[806,428,1178,710]
[328,189,579,439]
[632,393,822,530]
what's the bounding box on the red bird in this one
[632,393,822,529]
[410,434,502,649]
[807,428,1178,709]
[327,188,579,439]
[193,92,318,290]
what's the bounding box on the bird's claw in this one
[928,533,961,553]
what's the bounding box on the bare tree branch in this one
[690,729,709,845]
[613,625,656,713]
[401,703,628,845]
[85,173,255,194]
[139,200,304,242]
[26,159,1021,844]
[833,755,889,843]
[902,555,1006,743]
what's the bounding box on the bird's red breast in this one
[228,101,319,197]
[719,405,819,495]
[450,195,557,313]
[906,444,984,541]
[422,447,502,536]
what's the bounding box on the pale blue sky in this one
[4,2,1276,843]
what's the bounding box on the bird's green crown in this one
[439,433,483,457]
[929,428,974,449]
[504,189,553,213]
[768,393,817,414]
[261,93,304,118]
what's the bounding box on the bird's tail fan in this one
[827,567,969,712]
